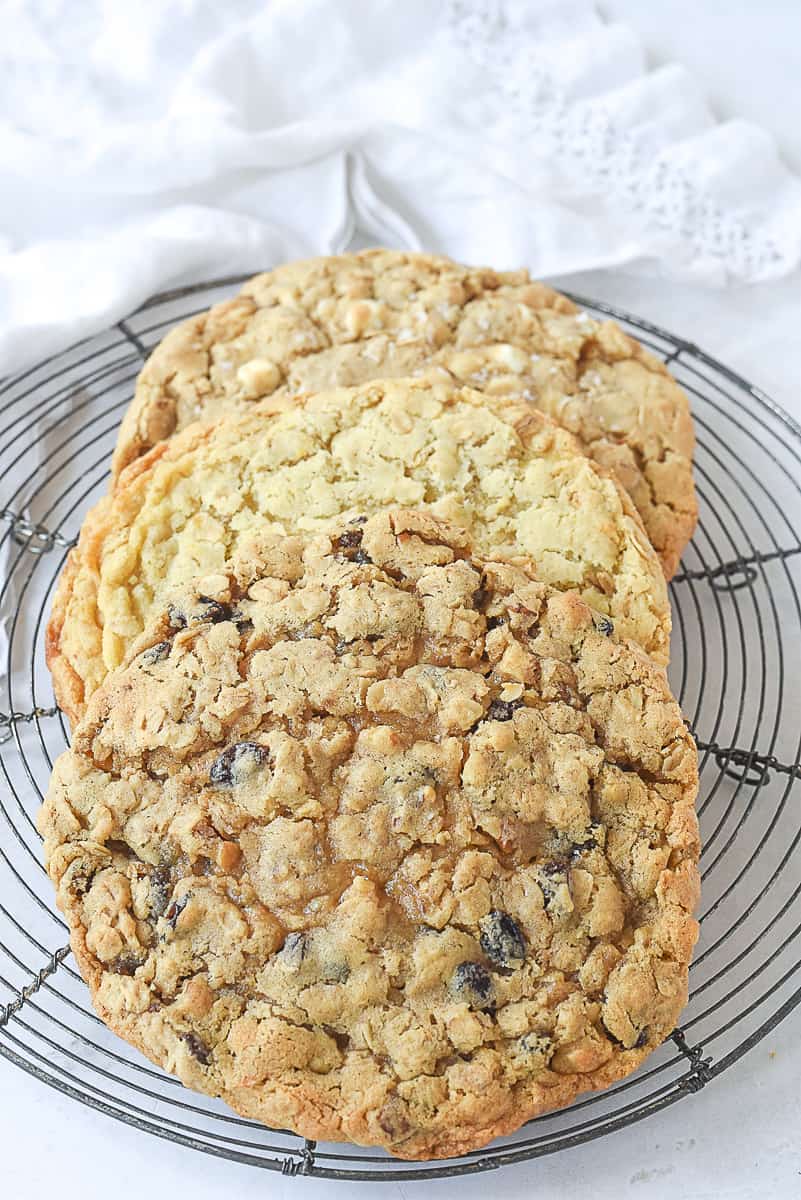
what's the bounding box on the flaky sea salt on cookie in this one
[47,378,670,726]
[39,510,699,1160]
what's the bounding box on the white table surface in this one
[2,4,800,1198]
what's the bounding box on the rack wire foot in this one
[693,738,801,787]
[672,545,801,590]
[671,1029,714,1093]
[281,1140,317,1176]
[0,508,77,554]
[0,707,61,745]
[0,947,71,1030]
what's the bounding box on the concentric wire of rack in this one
[1,278,800,1181]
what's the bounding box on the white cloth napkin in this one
[1,0,800,375]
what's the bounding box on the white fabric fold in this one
[1,0,799,374]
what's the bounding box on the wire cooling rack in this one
[1,278,800,1182]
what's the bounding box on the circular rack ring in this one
[0,278,800,1180]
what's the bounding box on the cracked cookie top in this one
[39,510,699,1159]
[113,250,696,577]
[47,378,670,727]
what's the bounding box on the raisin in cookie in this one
[39,510,699,1159]
[113,250,696,577]
[48,379,670,726]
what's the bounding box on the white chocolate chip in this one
[486,344,528,373]
[345,299,386,338]
[236,358,281,398]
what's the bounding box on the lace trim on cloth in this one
[447,0,800,281]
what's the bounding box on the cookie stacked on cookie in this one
[49,377,672,725]
[40,253,699,1159]
[116,250,696,577]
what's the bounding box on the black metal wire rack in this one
[1,278,800,1182]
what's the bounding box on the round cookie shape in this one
[47,378,671,726]
[113,250,696,578]
[39,510,700,1160]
